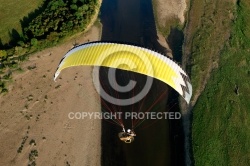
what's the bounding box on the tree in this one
[31,38,38,46]
[0,50,7,60]
[70,4,78,11]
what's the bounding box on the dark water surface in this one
[99,0,184,165]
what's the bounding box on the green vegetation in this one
[0,0,44,45]
[29,139,36,146]
[17,135,28,153]
[186,0,234,95]
[23,0,98,43]
[189,0,250,165]
[28,149,38,166]
[0,0,100,93]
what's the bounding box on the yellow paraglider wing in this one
[54,42,192,103]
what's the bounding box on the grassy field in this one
[0,0,44,45]
[185,0,235,99]
[189,0,250,165]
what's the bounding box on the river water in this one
[99,0,184,165]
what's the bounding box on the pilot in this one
[118,128,136,143]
